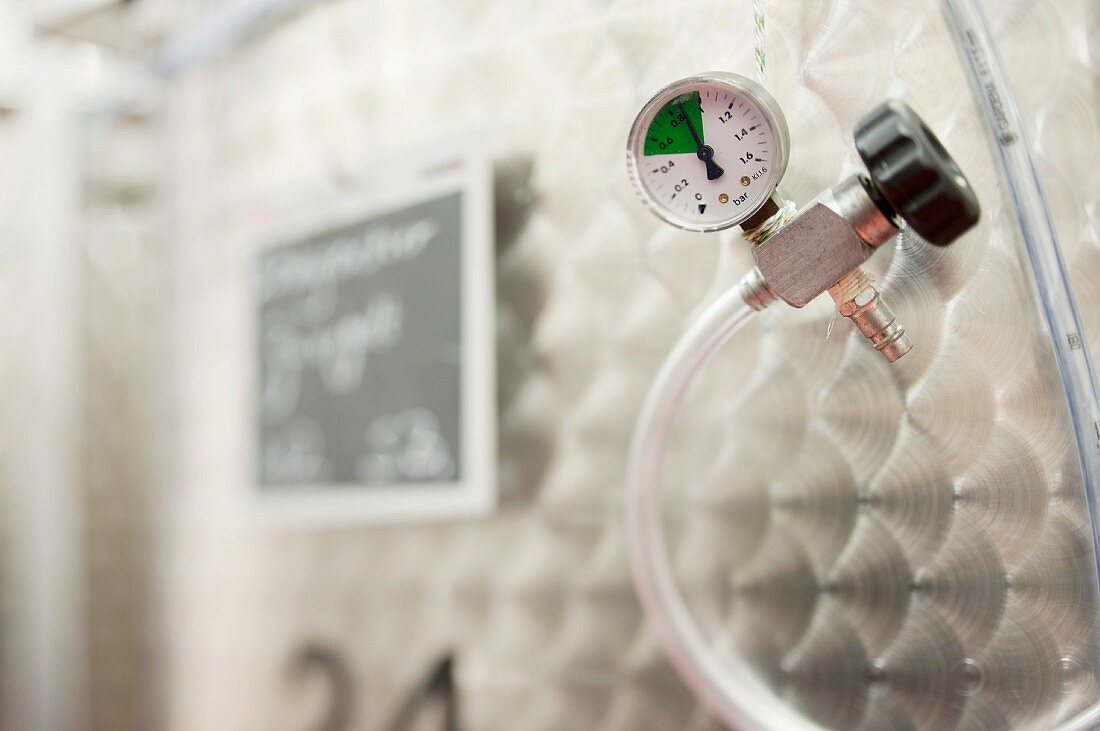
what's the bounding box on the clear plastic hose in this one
[624,281,819,731]
[940,5,1100,728]
[628,6,1100,728]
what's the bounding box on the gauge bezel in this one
[626,72,790,233]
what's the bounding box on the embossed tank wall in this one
[123,0,1100,728]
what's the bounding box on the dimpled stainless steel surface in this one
[154,0,1100,729]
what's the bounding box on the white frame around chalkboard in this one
[252,136,496,524]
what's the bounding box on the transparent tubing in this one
[628,6,1100,728]
[624,284,821,731]
[940,5,1100,729]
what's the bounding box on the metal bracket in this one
[747,175,912,361]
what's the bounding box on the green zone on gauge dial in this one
[627,73,790,231]
[643,91,704,156]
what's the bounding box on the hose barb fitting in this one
[828,270,912,362]
[744,100,979,363]
[739,266,778,312]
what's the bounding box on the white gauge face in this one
[627,73,790,232]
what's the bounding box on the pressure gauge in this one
[627,72,790,232]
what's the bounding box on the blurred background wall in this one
[0,1,1098,730]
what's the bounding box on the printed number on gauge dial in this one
[628,75,787,231]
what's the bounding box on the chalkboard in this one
[254,142,495,523]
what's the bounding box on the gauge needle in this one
[679,102,724,181]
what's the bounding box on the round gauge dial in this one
[627,73,790,232]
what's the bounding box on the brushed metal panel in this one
[149,0,1100,728]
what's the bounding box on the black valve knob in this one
[854,100,980,246]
